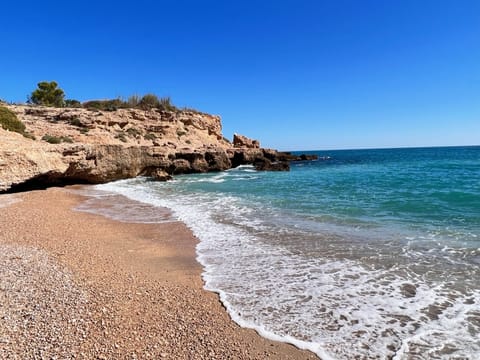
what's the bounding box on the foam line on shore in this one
[69,187,174,224]
[214,287,336,360]
[0,194,21,208]
[94,179,336,359]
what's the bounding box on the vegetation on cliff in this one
[28,81,66,107]
[0,106,25,133]
[24,81,185,113]
[82,94,177,112]
[0,106,34,139]
[41,134,74,144]
[0,101,316,193]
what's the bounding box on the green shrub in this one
[138,94,160,110]
[42,134,73,144]
[65,99,82,108]
[23,132,36,140]
[68,117,83,127]
[0,106,26,134]
[82,100,103,110]
[158,96,177,111]
[29,81,65,107]
[42,134,62,144]
[144,132,157,141]
[0,107,34,139]
[79,94,179,112]
[127,95,141,108]
[126,127,142,137]
[115,133,127,142]
[83,98,125,111]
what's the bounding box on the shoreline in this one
[0,187,318,359]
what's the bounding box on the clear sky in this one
[1,0,479,150]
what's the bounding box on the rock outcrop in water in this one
[0,105,316,192]
[233,133,260,149]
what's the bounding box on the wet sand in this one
[0,187,318,359]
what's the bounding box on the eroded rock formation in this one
[1,105,315,192]
[233,133,260,148]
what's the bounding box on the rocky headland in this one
[0,104,316,192]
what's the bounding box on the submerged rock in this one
[400,283,417,298]
[254,160,290,171]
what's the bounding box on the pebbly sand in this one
[0,187,318,359]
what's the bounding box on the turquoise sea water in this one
[86,146,480,359]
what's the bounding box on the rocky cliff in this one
[1,105,313,192]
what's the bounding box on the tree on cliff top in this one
[28,81,65,107]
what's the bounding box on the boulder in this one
[299,154,318,161]
[174,151,209,173]
[229,149,265,167]
[205,150,231,171]
[274,152,319,161]
[254,159,290,171]
[233,133,260,148]
[151,169,172,181]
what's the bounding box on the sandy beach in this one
[0,187,317,359]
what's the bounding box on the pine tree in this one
[29,81,65,107]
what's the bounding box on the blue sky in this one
[1,0,479,150]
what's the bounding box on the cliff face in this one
[0,105,296,192]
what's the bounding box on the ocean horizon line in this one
[284,143,480,153]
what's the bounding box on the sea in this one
[77,146,480,360]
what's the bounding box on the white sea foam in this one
[95,178,480,360]
[182,172,228,183]
[227,164,256,171]
[0,194,21,208]
[178,166,261,184]
[71,186,173,224]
